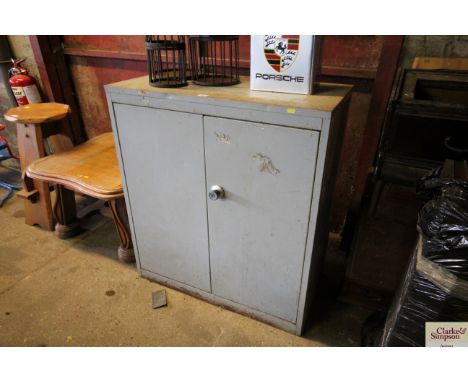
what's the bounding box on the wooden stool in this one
[26,133,135,263]
[4,103,73,230]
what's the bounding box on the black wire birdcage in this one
[189,35,240,86]
[145,35,188,88]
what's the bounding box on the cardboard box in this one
[250,35,321,95]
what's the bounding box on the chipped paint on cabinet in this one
[205,117,319,322]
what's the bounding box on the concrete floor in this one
[0,166,370,346]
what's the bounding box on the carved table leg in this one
[109,198,135,263]
[53,185,80,239]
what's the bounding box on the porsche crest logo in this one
[263,35,300,73]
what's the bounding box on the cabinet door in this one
[204,117,319,322]
[114,104,211,292]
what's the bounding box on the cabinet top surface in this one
[106,75,351,113]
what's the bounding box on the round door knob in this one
[209,185,225,201]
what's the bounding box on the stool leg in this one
[53,185,80,238]
[16,123,54,230]
[109,198,135,263]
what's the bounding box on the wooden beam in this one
[29,36,86,146]
[350,36,404,211]
[63,47,146,62]
[320,65,377,79]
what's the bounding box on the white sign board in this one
[426,322,468,347]
[250,35,321,95]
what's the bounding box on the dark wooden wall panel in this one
[63,35,251,138]
[321,35,384,78]
[329,92,373,231]
[67,55,147,138]
[63,35,145,52]
[320,36,388,231]
[30,36,86,145]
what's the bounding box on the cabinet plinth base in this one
[139,268,300,335]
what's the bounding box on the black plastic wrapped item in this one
[381,237,468,346]
[381,177,468,347]
[417,166,468,200]
[418,182,468,254]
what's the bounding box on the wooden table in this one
[26,132,134,263]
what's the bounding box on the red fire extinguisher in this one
[8,58,42,106]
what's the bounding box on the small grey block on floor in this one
[152,290,167,309]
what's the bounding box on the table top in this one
[26,133,123,200]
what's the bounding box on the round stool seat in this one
[4,103,70,124]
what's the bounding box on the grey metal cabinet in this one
[106,76,350,335]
